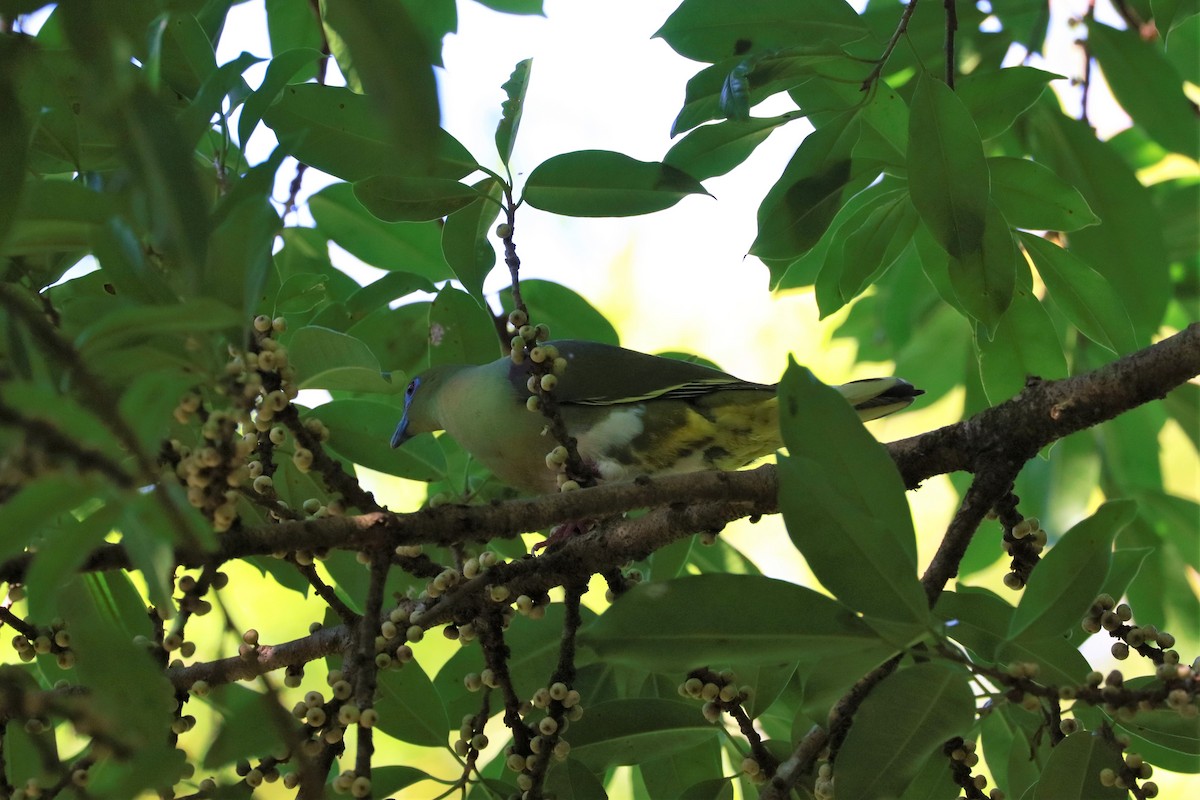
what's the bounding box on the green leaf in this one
[345,271,436,318]
[975,288,1068,404]
[238,47,323,147]
[524,150,709,217]
[441,178,503,301]
[907,74,989,261]
[202,684,287,768]
[3,178,111,256]
[1019,232,1138,355]
[580,574,892,670]
[91,217,176,304]
[310,183,452,279]
[1032,732,1126,799]
[678,778,735,800]
[428,285,501,366]
[287,326,397,393]
[1113,693,1200,774]
[988,156,1099,232]
[567,698,720,769]
[263,83,476,182]
[1008,500,1136,641]
[56,574,180,794]
[74,298,242,356]
[543,758,608,800]
[475,0,544,14]
[266,0,324,75]
[654,0,868,63]
[835,663,976,800]
[777,360,928,626]
[353,176,482,222]
[664,114,796,182]
[499,279,619,345]
[275,272,328,315]
[640,739,725,800]
[835,190,919,305]
[957,66,1060,139]
[495,58,532,166]
[322,0,441,170]
[374,659,450,747]
[946,203,1017,333]
[373,766,434,797]
[202,195,278,319]
[1026,108,1168,339]
[118,86,211,275]
[750,112,860,260]
[309,399,445,480]
[671,46,852,135]
[0,48,29,252]
[1089,22,1199,159]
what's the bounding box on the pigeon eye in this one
[405,378,421,398]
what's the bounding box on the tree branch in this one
[3,323,1193,590]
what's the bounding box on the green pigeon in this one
[391,340,921,494]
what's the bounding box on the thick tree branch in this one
[3,323,1194,590]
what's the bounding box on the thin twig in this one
[943,0,958,88]
[860,0,922,92]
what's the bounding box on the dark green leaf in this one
[988,156,1099,232]
[976,288,1068,404]
[654,0,868,62]
[750,112,860,260]
[0,46,29,252]
[309,400,446,480]
[374,659,450,746]
[354,176,482,223]
[119,86,211,275]
[499,279,619,345]
[428,285,501,366]
[1026,107,1168,339]
[203,684,287,768]
[835,663,975,800]
[1032,732,1126,799]
[475,0,544,14]
[524,150,709,217]
[1113,694,1200,774]
[91,217,176,304]
[441,178,503,301]
[907,74,989,261]
[568,698,718,769]
[373,766,434,797]
[777,360,928,626]
[665,114,797,181]
[345,271,437,318]
[74,298,242,356]
[275,272,328,315]
[1089,22,1199,159]
[238,47,324,148]
[309,182,453,279]
[836,190,919,305]
[202,196,278,319]
[1008,500,1136,641]
[957,66,1060,139]
[323,0,441,170]
[288,326,397,393]
[543,758,608,799]
[495,58,532,165]
[580,574,892,670]
[946,203,1017,332]
[3,178,111,256]
[1019,232,1138,355]
[263,84,476,182]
